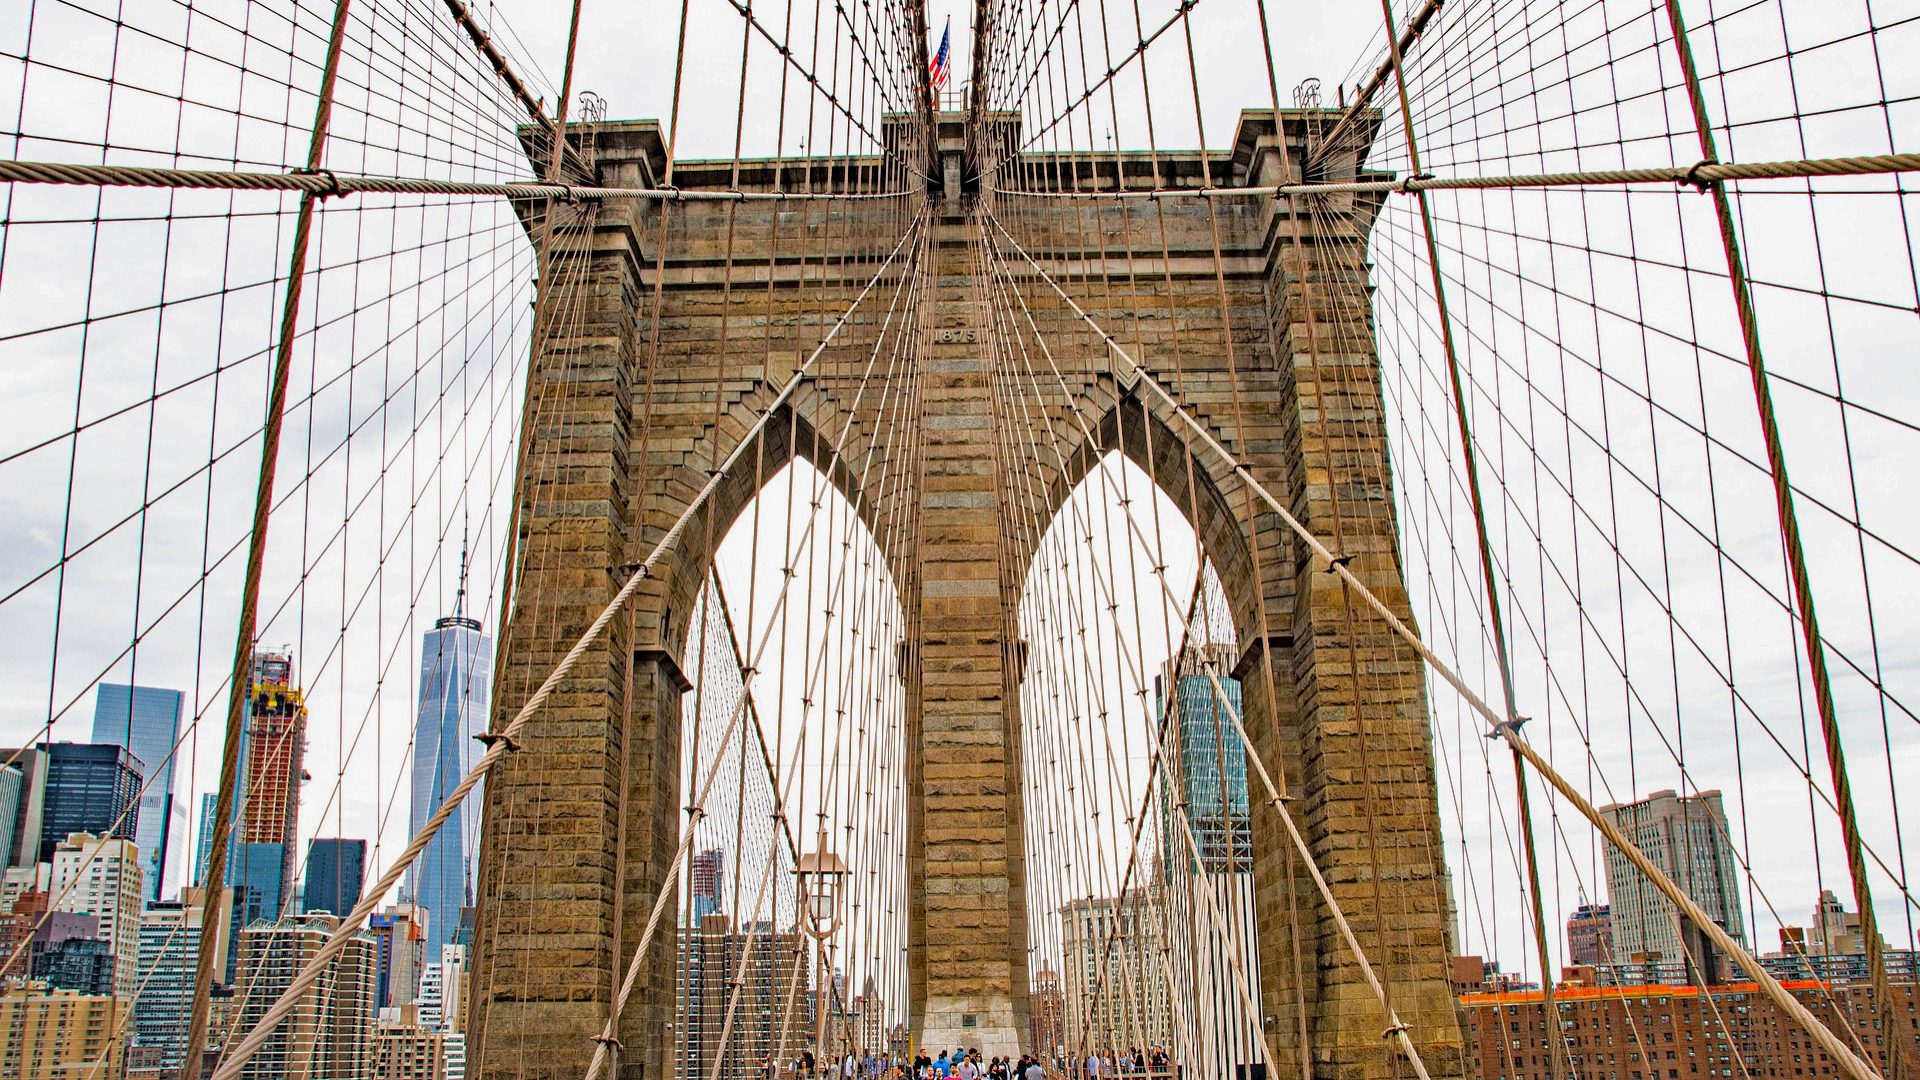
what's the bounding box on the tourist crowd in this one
[758,1045,1175,1079]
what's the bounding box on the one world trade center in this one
[408,569,493,961]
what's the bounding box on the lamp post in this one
[797,829,848,1077]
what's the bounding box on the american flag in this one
[929,19,950,91]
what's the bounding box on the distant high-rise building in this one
[233,912,380,1080]
[304,838,368,915]
[0,983,122,1080]
[1566,902,1615,966]
[31,936,114,996]
[0,865,52,918]
[1155,642,1251,874]
[374,1008,456,1080]
[417,943,468,1034]
[849,974,886,1055]
[407,595,493,961]
[193,650,308,981]
[690,848,724,921]
[443,1032,468,1080]
[0,747,50,869]
[133,887,232,1072]
[91,683,185,902]
[241,651,306,898]
[0,892,97,985]
[1154,642,1261,1080]
[50,832,141,1000]
[676,913,814,1080]
[1059,891,1174,1054]
[1600,789,1746,963]
[0,891,43,978]
[0,764,22,870]
[193,791,220,886]
[36,743,143,865]
[1029,966,1066,1054]
[370,904,430,1010]
[1808,888,1877,957]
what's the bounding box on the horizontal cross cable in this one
[988,150,1920,197]
[0,157,917,200]
[204,214,924,1080]
[981,207,1889,1080]
[14,150,1908,207]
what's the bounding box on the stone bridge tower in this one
[467,109,1464,1080]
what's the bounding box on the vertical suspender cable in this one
[178,1,357,1077]
[1657,5,1905,1077]
[984,209,1888,1080]
[1370,4,1571,1078]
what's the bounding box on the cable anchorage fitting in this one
[1485,715,1530,740]
[1381,1022,1411,1039]
[1682,159,1718,191]
[474,731,521,752]
[1322,552,1355,574]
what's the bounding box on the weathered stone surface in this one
[470,111,1461,1080]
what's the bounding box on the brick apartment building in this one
[1458,975,1918,1080]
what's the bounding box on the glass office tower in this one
[92,684,185,902]
[38,743,144,864]
[1155,643,1251,874]
[408,613,492,960]
[303,837,368,915]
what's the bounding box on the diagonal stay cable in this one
[206,213,923,1080]
[980,206,1889,1080]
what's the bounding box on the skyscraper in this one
[50,832,142,999]
[242,651,306,900]
[91,683,184,902]
[233,912,380,1080]
[1566,902,1616,966]
[31,936,114,996]
[0,764,21,871]
[1154,643,1250,875]
[675,913,814,1080]
[1601,789,1747,963]
[417,943,468,1033]
[408,598,492,960]
[134,887,232,1071]
[690,848,725,921]
[1154,643,1261,1080]
[196,650,308,981]
[303,837,368,915]
[1058,891,1174,1054]
[0,747,50,869]
[370,904,430,1009]
[194,791,220,885]
[1029,967,1065,1055]
[36,743,143,864]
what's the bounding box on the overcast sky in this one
[2,0,1916,1023]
